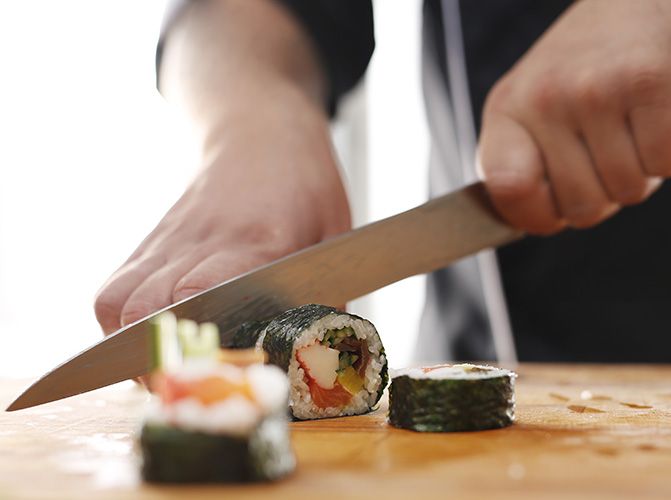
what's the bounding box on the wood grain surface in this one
[1,364,670,499]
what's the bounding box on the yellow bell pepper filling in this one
[337,366,364,395]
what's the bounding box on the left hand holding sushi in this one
[479,0,670,235]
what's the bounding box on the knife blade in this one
[7,182,522,411]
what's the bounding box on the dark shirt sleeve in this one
[275,0,375,115]
[155,0,190,93]
[156,0,375,116]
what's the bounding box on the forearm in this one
[160,0,328,150]
[158,0,349,243]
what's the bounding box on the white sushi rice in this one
[391,363,516,381]
[145,363,289,436]
[288,314,386,420]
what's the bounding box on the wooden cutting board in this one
[1,364,670,499]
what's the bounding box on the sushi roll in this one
[388,363,516,432]
[140,313,295,483]
[234,304,388,420]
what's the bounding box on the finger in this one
[579,110,649,205]
[119,250,208,328]
[534,125,618,228]
[94,253,166,335]
[172,250,270,303]
[479,113,565,235]
[629,104,671,177]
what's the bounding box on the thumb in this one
[478,113,565,235]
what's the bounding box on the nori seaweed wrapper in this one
[140,414,295,483]
[230,319,272,349]
[389,365,515,432]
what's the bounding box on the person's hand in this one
[94,93,349,336]
[479,0,670,234]
[94,0,349,335]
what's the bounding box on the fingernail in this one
[644,177,663,198]
[601,203,619,218]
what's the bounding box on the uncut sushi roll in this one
[234,304,388,420]
[140,313,295,483]
[389,363,516,432]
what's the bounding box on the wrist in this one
[198,71,328,161]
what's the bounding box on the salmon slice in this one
[308,379,352,409]
[155,373,253,406]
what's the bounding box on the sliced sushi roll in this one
[236,304,388,420]
[140,313,295,483]
[231,318,273,349]
[389,363,516,432]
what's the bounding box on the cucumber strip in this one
[176,319,198,356]
[337,352,359,372]
[177,319,220,360]
[149,312,180,371]
[198,322,221,356]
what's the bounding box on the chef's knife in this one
[7,182,522,411]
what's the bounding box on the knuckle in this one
[484,77,514,114]
[625,62,668,102]
[232,224,301,258]
[120,300,157,327]
[487,172,539,203]
[258,235,301,261]
[527,72,565,114]
[93,293,121,327]
[172,276,211,302]
[572,73,609,109]
[484,153,543,204]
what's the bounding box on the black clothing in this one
[275,0,671,363]
[279,0,374,115]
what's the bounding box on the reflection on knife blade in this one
[7,182,522,411]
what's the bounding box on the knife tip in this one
[5,400,22,412]
[5,388,36,412]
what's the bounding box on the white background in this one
[0,0,428,378]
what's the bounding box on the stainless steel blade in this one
[7,182,522,411]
